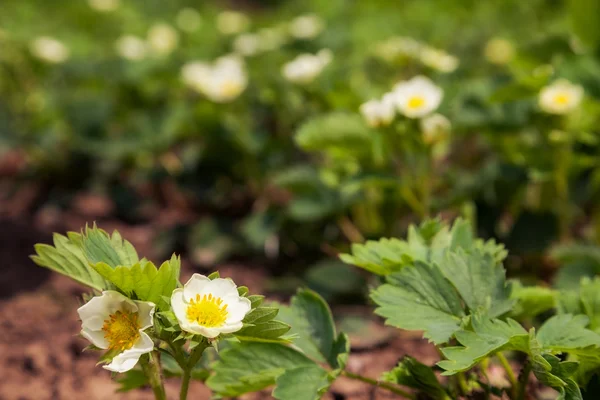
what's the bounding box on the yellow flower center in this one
[186,293,229,327]
[553,93,570,105]
[221,80,241,97]
[102,310,140,351]
[407,96,425,109]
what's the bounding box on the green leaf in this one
[31,232,110,290]
[83,225,139,268]
[244,307,280,324]
[330,333,350,371]
[372,261,464,344]
[206,342,315,397]
[509,282,557,319]
[440,249,514,318]
[568,0,600,50]
[532,353,583,400]
[276,289,338,366]
[273,365,330,400]
[537,314,600,352]
[234,320,292,341]
[438,316,529,375]
[92,254,180,310]
[116,369,148,392]
[559,278,600,333]
[382,356,448,399]
[339,237,414,275]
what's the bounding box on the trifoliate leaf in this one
[438,316,529,375]
[372,261,464,344]
[92,254,180,310]
[537,314,600,352]
[440,249,514,318]
[83,225,139,268]
[206,342,315,397]
[276,289,337,366]
[382,356,448,399]
[273,365,330,400]
[509,281,557,319]
[31,232,110,291]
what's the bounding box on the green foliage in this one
[92,254,180,310]
[83,225,140,268]
[31,232,111,291]
[234,292,292,344]
[510,282,557,319]
[382,357,449,399]
[272,366,331,400]
[558,278,600,333]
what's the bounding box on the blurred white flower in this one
[182,55,247,103]
[88,0,120,12]
[359,93,396,127]
[375,36,422,61]
[282,49,332,85]
[484,38,515,65]
[420,113,451,144]
[393,76,443,118]
[217,11,250,35]
[29,36,70,64]
[289,13,324,40]
[257,26,288,51]
[171,274,251,338]
[233,33,261,56]
[115,35,147,61]
[539,79,583,115]
[420,47,459,73]
[147,23,179,56]
[77,291,155,373]
[176,8,203,32]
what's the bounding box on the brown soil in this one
[0,214,441,400]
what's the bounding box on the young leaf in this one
[437,316,529,375]
[537,314,600,352]
[31,232,110,291]
[440,249,514,318]
[234,320,292,341]
[532,352,583,400]
[273,365,331,400]
[372,261,465,344]
[382,356,448,400]
[206,342,316,397]
[83,225,139,268]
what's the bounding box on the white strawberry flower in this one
[147,23,179,56]
[115,35,147,61]
[393,76,443,119]
[420,47,459,73]
[538,79,583,115]
[289,13,324,40]
[233,33,261,57]
[420,113,451,144]
[171,274,251,338]
[88,0,120,12]
[77,291,155,373]
[182,55,247,103]
[359,93,396,127]
[282,49,332,84]
[29,36,70,64]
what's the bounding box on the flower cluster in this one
[374,36,459,73]
[182,55,248,102]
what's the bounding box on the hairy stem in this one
[180,341,209,400]
[140,352,167,400]
[496,353,518,399]
[342,371,416,399]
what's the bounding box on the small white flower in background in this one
[289,13,324,40]
[233,33,261,57]
[115,35,147,61]
[484,38,515,65]
[171,274,251,338]
[539,79,584,115]
[29,36,70,64]
[77,291,155,373]
[176,8,203,33]
[282,49,333,85]
[257,26,288,51]
[147,23,179,56]
[88,0,120,12]
[420,47,459,73]
[375,36,422,61]
[393,76,443,119]
[420,113,451,144]
[217,11,250,35]
[359,93,396,128]
[182,55,248,103]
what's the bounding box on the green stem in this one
[180,341,210,400]
[342,371,416,399]
[140,352,167,400]
[456,371,469,396]
[497,353,518,399]
[516,361,532,400]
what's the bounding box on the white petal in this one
[171,288,189,326]
[134,300,156,330]
[81,327,109,349]
[216,321,244,335]
[102,332,154,373]
[223,295,251,324]
[205,278,239,298]
[183,273,211,300]
[182,324,222,338]
[78,291,136,337]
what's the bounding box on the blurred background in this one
[2,0,600,398]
